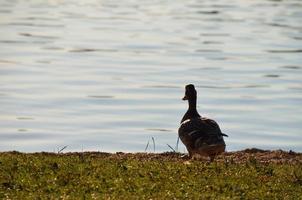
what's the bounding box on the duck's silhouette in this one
[178,84,227,161]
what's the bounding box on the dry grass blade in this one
[58,145,68,154]
[152,137,155,152]
[176,136,180,152]
[144,140,150,152]
[167,144,176,152]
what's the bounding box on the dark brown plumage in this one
[178,84,227,160]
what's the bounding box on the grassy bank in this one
[0,149,301,199]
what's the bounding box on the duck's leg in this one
[209,154,215,162]
[189,148,197,159]
[182,152,192,159]
[180,149,192,159]
[181,153,191,159]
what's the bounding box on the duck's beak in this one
[182,95,188,100]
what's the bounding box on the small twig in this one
[58,145,68,154]
[167,144,176,152]
[152,137,155,152]
[144,140,150,152]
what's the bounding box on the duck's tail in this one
[221,133,228,137]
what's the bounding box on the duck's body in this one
[178,84,227,160]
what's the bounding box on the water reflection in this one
[88,95,115,99]
[0,0,301,153]
[281,66,301,70]
[267,49,302,53]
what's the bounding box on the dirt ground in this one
[44,148,302,164]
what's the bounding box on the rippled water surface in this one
[1,0,302,152]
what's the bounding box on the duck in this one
[178,84,227,161]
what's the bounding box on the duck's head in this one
[182,84,197,101]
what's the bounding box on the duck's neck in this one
[181,97,201,123]
[188,97,197,111]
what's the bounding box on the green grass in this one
[0,151,301,199]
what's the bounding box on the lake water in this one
[0,0,301,153]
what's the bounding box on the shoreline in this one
[1,148,301,164]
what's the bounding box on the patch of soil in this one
[3,148,302,164]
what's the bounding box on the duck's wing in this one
[178,118,226,149]
[201,117,228,137]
